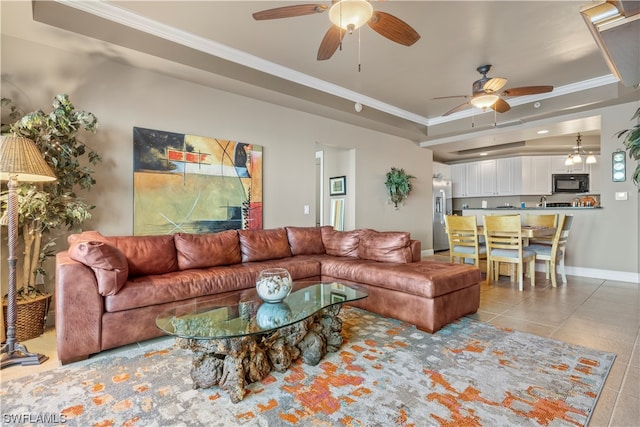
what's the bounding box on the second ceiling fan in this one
[435,65,554,116]
[252,0,420,60]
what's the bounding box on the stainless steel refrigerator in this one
[433,178,452,251]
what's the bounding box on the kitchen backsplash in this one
[452,194,600,210]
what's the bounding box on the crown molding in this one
[58,1,620,129]
[59,0,431,126]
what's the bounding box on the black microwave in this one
[552,173,589,193]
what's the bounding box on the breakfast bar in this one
[462,207,605,278]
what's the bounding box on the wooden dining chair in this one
[525,213,558,245]
[528,214,574,287]
[445,215,486,270]
[483,214,536,291]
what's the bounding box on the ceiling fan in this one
[435,65,553,116]
[252,0,420,61]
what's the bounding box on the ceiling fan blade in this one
[444,102,470,116]
[501,85,553,97]
[317,26,344,60]
[253,4,327,20]
[368,11,420,46]
[483,77,508,93]
[491,98,511,113]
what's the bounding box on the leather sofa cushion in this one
[358,229,412,263]
[68,241,129,296]
[109,235,178,276]
[239,228,292,262]
[286,226,326,256]
[321,228,359,257]
[174,230,241,269]
[105,258,321,312]
[321,258,481,298]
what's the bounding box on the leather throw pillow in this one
[286,226,326,256]
[68,240,129,296]
[174,230,241,269]
[358,229,412,263]
[238,228,292,262]
[321,228,359,257]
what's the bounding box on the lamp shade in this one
[329,0,373,31]
[470,94,499,109]
[0,136,56,182]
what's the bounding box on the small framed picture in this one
[330,292,346,303]
[329,176,346,196]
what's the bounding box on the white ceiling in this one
[3,1,639,162]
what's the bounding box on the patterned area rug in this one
[1,308,615,426]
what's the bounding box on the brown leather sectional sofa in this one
[55,226,481,364]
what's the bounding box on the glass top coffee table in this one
[156,282,367,403]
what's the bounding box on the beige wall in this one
[1,33,637,290]
[594,101,640,277]
[1,35,433,296]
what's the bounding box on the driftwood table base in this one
[176,305,344,403]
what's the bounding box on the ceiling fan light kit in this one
[329,0,373,33]
[435,64,554,118]
[470,94,499,110]
[252,0,420,62]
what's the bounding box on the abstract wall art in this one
[133,127,262,235]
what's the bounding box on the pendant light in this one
[567,133,597,165]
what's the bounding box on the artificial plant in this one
[1,94,101,299]
[385,167,415,209]
[615,106,640,187]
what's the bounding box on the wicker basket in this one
[2,293,52,342]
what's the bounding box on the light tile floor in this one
[1,257,639,426]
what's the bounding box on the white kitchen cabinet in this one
[451,162,482,197]
[465,162,481,196]
[477,158,518,196]
[478,159,497,196]
[551,155,587,173]
[451,164,467,197]
[587,155,601,193]
[521,156,551,195]
[453,158,521,197]
[496,157,521,195]
[453,156,551,197]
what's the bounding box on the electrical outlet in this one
[615,192,628,201]
[304,205,310,214]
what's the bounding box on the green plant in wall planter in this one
[1,94,101,303]
[385,167,415,209]
[615,106,640,187]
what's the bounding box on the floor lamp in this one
[1,135,56,369]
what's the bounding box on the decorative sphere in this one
[256,302,292,329]
[256,268,292,303]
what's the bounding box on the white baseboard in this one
[535,263,640,284]
[424,250,640,284]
